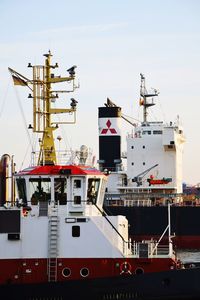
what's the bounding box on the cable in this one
[122,112,142,124]
[13,86,34,154]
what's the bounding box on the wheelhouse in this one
[15,165,107,216]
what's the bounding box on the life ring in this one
[120,261,132,275]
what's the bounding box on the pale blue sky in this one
[0,0,200,184]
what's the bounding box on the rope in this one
[13,86,34,160]
[122,112,142,124]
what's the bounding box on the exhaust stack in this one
[0,154,11,206]
[98,102,122,172]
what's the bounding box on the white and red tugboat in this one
[0,52,200,300]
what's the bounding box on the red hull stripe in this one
[0,257,175,285]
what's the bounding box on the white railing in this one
[104,198,152,207]
[31,149,94,166]
[129,240,173,258]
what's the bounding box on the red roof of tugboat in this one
[17,165,103,176]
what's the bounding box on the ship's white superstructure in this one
[99,74,185,200]
[126,120,185,192]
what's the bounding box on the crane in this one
[132,164,158,186]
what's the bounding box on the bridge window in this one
[54,178,67,205]
[16,178,27,205]
[87,178,100,204]
[30,178,51,205]
[74,179,81,188]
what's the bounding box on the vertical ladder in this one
[48,206,59,282]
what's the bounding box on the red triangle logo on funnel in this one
[101,120,117,134]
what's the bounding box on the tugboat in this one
[99,74,200,249]
[0,53,200,300]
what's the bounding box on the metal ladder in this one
[48,206,59,282]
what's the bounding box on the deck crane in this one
[132,164,158,186]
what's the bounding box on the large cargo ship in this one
[98,74,200,249]
[2,52,200,300]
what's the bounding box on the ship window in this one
[62,268,71,277]
[143,162,145,165]
[131,146,134,149]
[142,145,145,149]
[80,267,89,277]
[131,162,134,166]
[142,131,151,135]
[72,225,80,237]
[153,130,162,134]
[8,233,20,241]
[74,179,81,188]
[16,178,27,205]
[87,178,100,204]
[54,178,67,205]
[29,178,51,205]
[74,195,81,205]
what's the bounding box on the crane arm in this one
[132,164,158,186]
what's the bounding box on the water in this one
[177,250,200,264]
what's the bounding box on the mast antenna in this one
[139,73,159,123]
[9,51,79,166]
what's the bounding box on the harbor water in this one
[177,250,200,265]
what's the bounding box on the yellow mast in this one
[9,51,78,165]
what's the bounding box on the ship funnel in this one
[0,154,11,206]
[98,104,122,172]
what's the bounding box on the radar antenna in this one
[139,73,159,123]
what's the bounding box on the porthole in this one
[62,267,71,277]
[80,267,89,277]
[135,267,144,275]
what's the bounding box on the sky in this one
[0,0,200,185]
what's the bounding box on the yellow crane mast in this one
[9,51,79,166]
